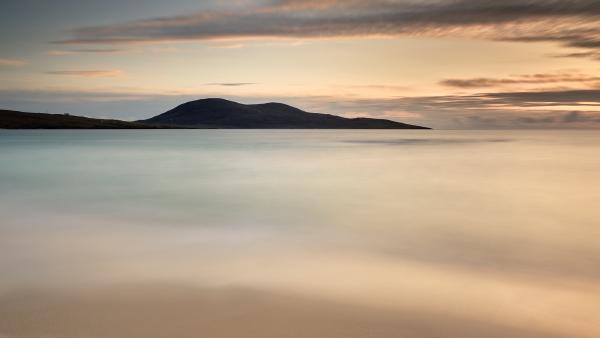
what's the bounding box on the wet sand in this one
[0,285,567,338]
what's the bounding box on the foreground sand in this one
[0,285,565,338]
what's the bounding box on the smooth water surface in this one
[1,130,599,338]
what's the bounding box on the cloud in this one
[516,116,557,124]
[210,43,246,49]
[552,51,600,60]
[557,110,600,123]
[441,72,600,89]
[0,58,26,66]
[206,82,256,87]
[340,110,421,120]
[295,88,600,128]
[342,138,511,146]
[45,70,124,78]
[47,48,123,55]
[481,89,600,106]
[52,0,600,58]
[420,89,600,109]
[563,111,581,122]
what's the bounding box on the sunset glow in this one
[3,0,600,128]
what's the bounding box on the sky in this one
[2,0,600,129]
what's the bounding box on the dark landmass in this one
[1,99,429,129]
[141,98,429,129]
[0,110,171,129]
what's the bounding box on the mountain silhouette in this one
[140,98,429,129]
[1,99,429,129]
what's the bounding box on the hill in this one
[141,98,429,129]
[1,100,430,129]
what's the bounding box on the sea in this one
[0,130,599,338]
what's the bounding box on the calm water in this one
[1,130,599,338]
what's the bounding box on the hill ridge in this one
[141,98,429,129]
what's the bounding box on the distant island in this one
[1,98,429,129]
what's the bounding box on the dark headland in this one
[1,98,429,129]
[0,109,169,129]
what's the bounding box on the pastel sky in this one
[2,0,600,128]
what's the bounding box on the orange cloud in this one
[46,48,122,56]
[0,58,26,66]
[45,70,124,78]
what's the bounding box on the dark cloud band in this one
[441,73,600,88]
[54,0,600,58]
